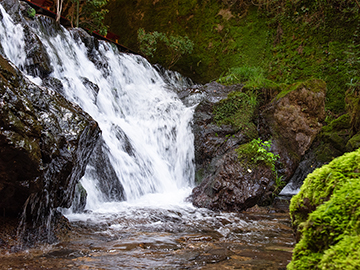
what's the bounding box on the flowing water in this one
[0,4,294,269]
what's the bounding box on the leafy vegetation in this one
[27,7,36,19]
[236,138,279,173]
[137,28,194,68]
[55,0,109,35]
[217,66,278,90]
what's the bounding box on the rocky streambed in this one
[0,200,294,270]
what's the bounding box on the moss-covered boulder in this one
[290,148,360,230]
[261,79,326,179]
[288,148,360,269]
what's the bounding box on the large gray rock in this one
[190,79,327,212]
[189,82,250,183]
[188,82,274,211]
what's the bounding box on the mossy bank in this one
[105,0,360,114]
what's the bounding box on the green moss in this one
[290,148,360,229]
[346,132,360,152]
[213,90,258,132]
[275,79,326,101]
[314,142,344,163]
[322,114,352,133]
[320,235,360,269]
[288,177,360,269]
[312,114,353,162]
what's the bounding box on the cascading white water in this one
[0,5,195,213]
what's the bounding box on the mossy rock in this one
[345,89,360,135]
[213,90,258,132]
[346,132,360,152]
[288,176,360,269]
[312,114,352,162]
[274,78,326,101]
[290,148,360,230]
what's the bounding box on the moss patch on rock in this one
[274,79,326,101]
[213,90,258,137]
[288,169,360,269]
[290,148,360,229]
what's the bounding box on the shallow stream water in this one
[0,190,294,269]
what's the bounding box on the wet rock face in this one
[190,79,327,212]
[189,82,274,211]
[85,137,125,202]
[190,82,248,183]
[261,79,326,178]
[191,150,274,211]
[23,24,53,78]
[0,55,100,226]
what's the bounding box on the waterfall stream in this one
[1,3,195,211]
[0,4,294,269]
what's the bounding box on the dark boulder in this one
[190,82,250,183]
[190,79,327,212]
[0,54,100,242]
[191,149,274,211]
[189,82,274,211]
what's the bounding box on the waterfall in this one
[0,4,195,213]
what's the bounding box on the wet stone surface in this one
[0,206,294,269]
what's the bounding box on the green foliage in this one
[236,138,279,172]
[213,90,258,135]
[218,66,265,86]
[274,174,285,194]
[137,28,194,68]
[61,0,109,35]
[78,0,109,35]
[27,7,36,19]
